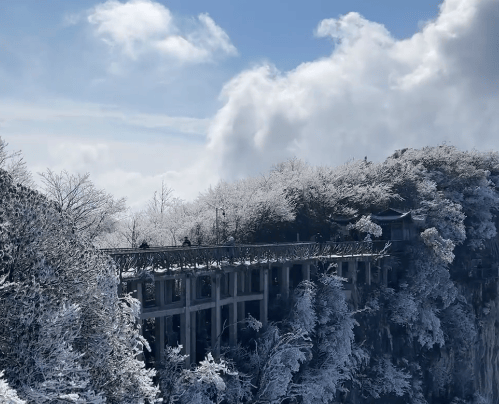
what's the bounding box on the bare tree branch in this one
[0,137,34,188]
[38,169,127,241]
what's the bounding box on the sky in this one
[0,0,498,209]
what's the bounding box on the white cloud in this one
[0,99,209,135]
[88,0,173,58]
[49,143,111,172]
[4,132,211,208]
[0,100,212,207]
[87,0,237,62]
[7,0,498,212]
[126,113,209,134]
[154,35,209,63]
[205,0,499,180]
[315,11,393,48]
[63,12,82,26]
[193,13,238,56]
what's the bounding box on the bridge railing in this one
[102,240,399,279]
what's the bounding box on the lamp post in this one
[215,207,225,245]
[216,207,219,245]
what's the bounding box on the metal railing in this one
[102,240,397,279]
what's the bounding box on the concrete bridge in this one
[104,241,395,367]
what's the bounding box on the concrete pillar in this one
[191,276,197,301]
[259,266,269,329]
[238,270,245,294]
[237,271,245,331]
[191,276,198,363]
[350,260,359,310]
[337,261,342,277]
[348,260,356,283]
[366,261,371,285]
[155,317,165,365]
[246,270,252,293]
[229,271,238,346]
[136,281,143,303]
[280,264,290,300]
[211,274,221,358]
[190,311,197,365]
[136,282,144,361]
[165,280,174,344]
[302,263,311,281]
[165,280,173,303]
[155,279,165,307]
[181,276,191,366]
[154,280,166,364]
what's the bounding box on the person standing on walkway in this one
[182,236,192,247]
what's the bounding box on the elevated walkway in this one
[102,240,396,367]
[103,240,396,279]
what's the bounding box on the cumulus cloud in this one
[88,0,237,62]
[206,0,499,180]
[0,99,211,206]
[49,143,111,172]
[5,131,210,207]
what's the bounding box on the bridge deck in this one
[103,241,401,367]
[102,241,397,280]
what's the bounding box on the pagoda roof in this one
[371,208,411,222]
[329,214,359,224]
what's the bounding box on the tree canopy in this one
[0,168,160,403]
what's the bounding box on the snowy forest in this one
[1,139,499,404]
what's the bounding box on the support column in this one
[280,264,290,300]
[155,317,165,365]
[366,261,371,286]
[190,311,197,365]
[259,266,269,329]
[136,281,143,303]
[181,276,191,367]
[237,270,245,294]
[191,276,197,364]
[154,279,166,365]
[165,280,173,303]
[165,280,174,343]
[349,260,359,309]
[211,274,221,359]
[337,261,342,277]
[229,271,238,347]
[302,263,311,281]
[246,270,252,293]
[136,282,144,361]
[191,276,197,301]
[237,271,246,330]
[155,279,165,307]
[348,260,356,283]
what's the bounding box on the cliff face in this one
[470,281,499,402]
[144,146,499,404]
[344,244,499,404]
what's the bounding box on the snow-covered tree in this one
[39,169,127,242]
[250,325,311,404]
[0,168,160,403]
[362,356,412,399]
[347,215,382,239]
[158,347,251,404]
[0,370,26,404]
[0,136,34,188]
[298,273,365,404]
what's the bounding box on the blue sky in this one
[1,0,498,208]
